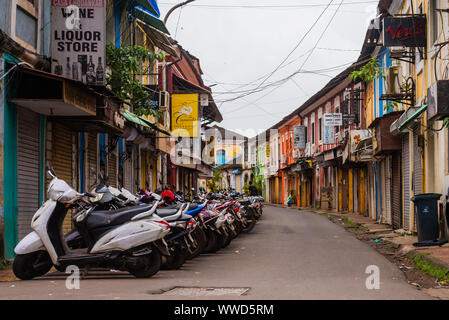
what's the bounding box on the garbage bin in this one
[411,193,441,242]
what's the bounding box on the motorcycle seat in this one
[86,204,153,230]
[165,213,192,223]
[165,203,198,211]
[156,208,179,217]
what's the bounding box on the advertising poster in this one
[171,94,199,137]
[51,0,106,86]
[293,125,306,150]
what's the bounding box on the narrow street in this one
[0,206,431,300]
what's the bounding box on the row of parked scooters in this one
[12,166,264,280]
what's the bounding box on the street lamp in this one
[163,0,196,24]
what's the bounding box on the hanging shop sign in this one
[51,0,106,85]
[323,113,342,126]
[324,125,335,145]
[293,125,306,150]
[171,94,199,137]
[383,16,426,47]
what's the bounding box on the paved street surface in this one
[0,206,432,299]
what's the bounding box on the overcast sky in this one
[158,0,379,137]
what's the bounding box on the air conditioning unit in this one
[385,66,400,94]
[427,80,449,121]
[159,91,169,111]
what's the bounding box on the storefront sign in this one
[293,125,306,149]
[171,94,199,137]
[51,0,106,85]
[63,80,96,115]
[383,16,426,47]
[323,113,342,126]
[324,125,335,145]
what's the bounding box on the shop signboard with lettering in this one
[383,16,426,47]
[51,0,106,86]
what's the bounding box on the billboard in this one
[323,113,342,126]
[51,0,106,85]
[293,125,306,150]
[171,94,199,137]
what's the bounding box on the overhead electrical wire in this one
[159,1,378,9]
[242,0,335,97]
[222,0,346,114]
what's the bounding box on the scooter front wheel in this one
[127,248,161,278]
[13,251,53,280]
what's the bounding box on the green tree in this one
[207,167,223,192]
[106,42,165,117]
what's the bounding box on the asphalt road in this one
[0,206,432,299]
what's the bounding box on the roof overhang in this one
[390,105,427,135]
[8,66,98,116]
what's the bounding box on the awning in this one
[292,159,313,172]
[8,66,98,116]
[132,0,160,18]
[123,109,171,136]
[137,20,178,57]
[133,6,170,34]
[390,105,427,135]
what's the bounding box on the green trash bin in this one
[411,193,441,242]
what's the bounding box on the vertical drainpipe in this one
[374,162,379,221]
[79,133,85,193]
[3,53,19,260]
[39,115,46,203]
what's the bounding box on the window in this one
[15,0,39,51]
[16,6,37,48]
[311,122,315,145]
[319,118,322,141]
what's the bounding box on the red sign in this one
[383,17,426,47]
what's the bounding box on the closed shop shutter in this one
[412,124,422,231]
[17,107,40,241]
[123,143,133,192]
[385,157,392,224]
[392,152,402,229]
[402,134,411,230]
[108,141,118,188]
[53,123,74,234]
[87,132,98,189]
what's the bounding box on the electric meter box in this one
[427,80,449,121]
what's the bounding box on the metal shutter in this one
[402,134,411,230]
[108,139,118,188]
[124,146,133,192]
[412,124,422,231]
[392,152,402,229]
[17,107,40,241]
[385,157,392,224]
[53,123,74,234]
[87,132,97,190]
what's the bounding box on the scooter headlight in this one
[49,189,64,201]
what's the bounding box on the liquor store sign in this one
[51,0,106,86]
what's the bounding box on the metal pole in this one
[163,0,195,25]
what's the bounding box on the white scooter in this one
[13,169,171,280]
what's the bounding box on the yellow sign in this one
[171,94,199,137]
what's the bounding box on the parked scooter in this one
[13,168,170,280]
